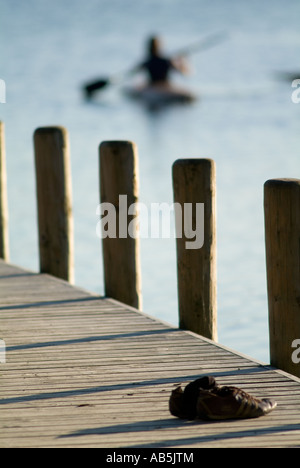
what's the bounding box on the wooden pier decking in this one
[1,259,300,448]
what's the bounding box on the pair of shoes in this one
[169,376,277,421]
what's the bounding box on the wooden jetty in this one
[1,260,300,448]
[1,124,300,448]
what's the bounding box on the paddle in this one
[83,31,228,98]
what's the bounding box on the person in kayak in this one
[83,35,191,98]
[138,36,189,85]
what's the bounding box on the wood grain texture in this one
[173,159,217,341]
[264,179,300,378]
[1,260,300,448]
[34,127,74,283]
[0,122,9,261]
[99,141,142,310]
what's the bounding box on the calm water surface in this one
[1,0,300,363]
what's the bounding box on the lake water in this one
[1,0,300,363]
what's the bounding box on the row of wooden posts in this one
[0,121,300,378]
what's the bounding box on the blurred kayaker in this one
[137,36,189,85]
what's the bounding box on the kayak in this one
[123,83,197,108]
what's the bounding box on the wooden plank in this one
[34,127,74,283]
[99,141,142,309]
[0,121,9,261]
[172,159,217,340]
[0,260,300,448]
[264,179,300,378]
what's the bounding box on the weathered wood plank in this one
[34,128,74,283]
[0,122,9,261]
[172,159,217,340]
[99,141,142,309]
[264,179,300,378]
[1,260,300,448]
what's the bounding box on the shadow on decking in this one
[132,423,300,448]
[6,328,179,352]
[0,295,104,311]
[58,418,300,447]
[0,273,36,279]
[58,418,199,438]
[0,366,269,406]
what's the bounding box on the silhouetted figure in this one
[138,36,188,85]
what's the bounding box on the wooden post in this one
[172,159,217,341]
[264,178,300,377]
[99,141,142,310]
[34,127,74,283]
[0,121,9,261]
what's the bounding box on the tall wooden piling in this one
[0,121,9,261]
[99,141,142,310]
[264,178,300,377]
[34,127,74,283]
[172,159,217,341]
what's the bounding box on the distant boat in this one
[123,83,197,108]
